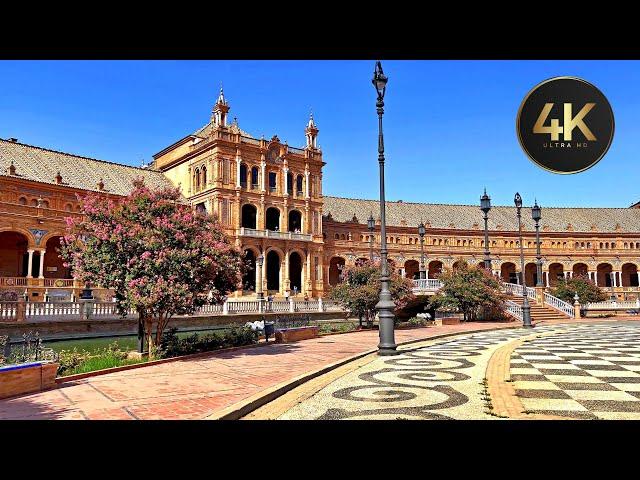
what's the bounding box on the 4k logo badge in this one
[517,76,614,174]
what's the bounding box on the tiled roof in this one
[323,196,640,233]
[0,139,175,196]
[194,120,252,139]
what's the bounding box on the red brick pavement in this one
[0,322,531,420]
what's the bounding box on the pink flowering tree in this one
[61,179,245,355]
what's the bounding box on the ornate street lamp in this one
[256,254,264,300]
[367,214,375,261]
[514,193,533,328]
[418,221,426,279]
[531,200,543,287]
[372,61,397,356]
[480,189,492,270]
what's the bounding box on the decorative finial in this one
[217,83,226,105]
[307,110,316,128]
[8,159,16,175]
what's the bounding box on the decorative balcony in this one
[412,279,443,293]
[237,227,312,242]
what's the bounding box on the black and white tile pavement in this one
[511,323,640,419]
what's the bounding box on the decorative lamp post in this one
[514,193,533,328]
[256,254,264,300]
[367,214,375,261]
[531,200,543,287]
[372,61,397,356]
[418,221,426,279]
[480,188,492,270]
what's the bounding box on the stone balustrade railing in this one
[502,282,536,300]
[504,299,523,321]
[0,297,342,322]
[43,278,76,288]
[0,277,29,287]
[584,299,640,310]
[543,292,574,317]
[237,227,313,242]
[412,279,443,292]
[0,302,18,321]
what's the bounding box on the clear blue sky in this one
[1,60,638,208]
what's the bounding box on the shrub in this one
[157,326,258,359]
[57,342,132,376]
[406,317,428,327]
[0,335,7,364]
[551,276,607,304]
[329,260,415,326]
[318,322,356,334]
[57,348,91,376]
[430,261,505,322]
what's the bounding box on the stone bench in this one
[0,361,59,399]
[275,325,319,343]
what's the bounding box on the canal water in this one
[10,327,236,355]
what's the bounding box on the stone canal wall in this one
[0,311,352,341]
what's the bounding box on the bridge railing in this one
[502,282,536,300]
[504,299,523,321]
[543,292,574,317]
[584,299,640,311]
[412,279,443,292]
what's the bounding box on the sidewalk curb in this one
[206,322,522,420]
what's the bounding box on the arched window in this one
[287,172,293,195]
[65,203,73,212]
[240,163,248,188]
[30,199,38,207]
[296,175,304,196]
[268,172,277,193]
[251,167,259,189]
[201,166,207,186]
[18,197,27,205]
[194,168,200,191]
[335,233,339,239]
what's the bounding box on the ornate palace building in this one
[2,89,640,303]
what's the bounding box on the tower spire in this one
[305,110,319,148]
[212,83,230,127]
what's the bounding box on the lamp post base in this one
[522,305,534,328]
[376,297,398,356]
[377,346,399,356]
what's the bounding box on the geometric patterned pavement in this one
[278,327,557,420]
[511,323,640,420]
[278,321,640,420]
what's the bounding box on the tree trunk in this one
[144,316,155,356]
